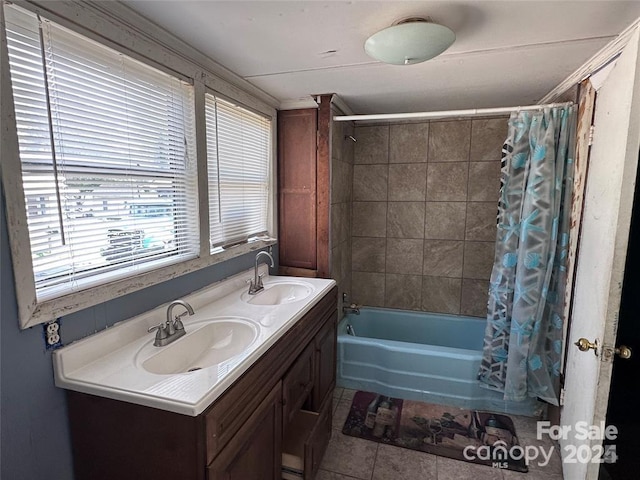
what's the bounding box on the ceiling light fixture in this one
[364,17,455,66]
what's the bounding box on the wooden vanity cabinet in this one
[207,381,282,480]
[312,314,337,411]
[66,286,337,480]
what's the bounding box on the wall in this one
[0,184,277,479]
[330,105,354,315]
[350,118,507,317]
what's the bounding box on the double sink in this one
[137,281,314,375]
[52,270,335,416]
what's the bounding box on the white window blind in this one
[205,93,270,250]
[5,5,198,301]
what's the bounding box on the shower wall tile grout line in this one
[349,117,507,316]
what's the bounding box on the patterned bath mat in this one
[341,391,528,473]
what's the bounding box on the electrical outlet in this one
[44,319,62,349]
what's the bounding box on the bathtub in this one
[337,308,539,416]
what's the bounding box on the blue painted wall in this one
[0,186,278,479]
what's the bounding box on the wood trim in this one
[561,79,596,373]
[316,94,332,278]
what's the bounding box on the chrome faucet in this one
[341,292,360,315]
[148,300,195,347]
[249,251,274,295]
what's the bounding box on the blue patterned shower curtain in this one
[478,106,576,405]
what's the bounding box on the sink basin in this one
[139,319,258,375]
[241,282,314,306]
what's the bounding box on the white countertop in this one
[52,267,336,416]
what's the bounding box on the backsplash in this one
[350,118,507,317]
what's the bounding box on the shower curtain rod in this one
[332,102,573,122]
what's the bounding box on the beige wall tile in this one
[470,117,508,161]
[342,122,355,164]
[385,274,422,310]
[468,161,501,201]
[463,241,495,279]
[331,201,351,246]
[388,163,427,201]
[331,244,343,284]
[426,162,469,201]
[428,120,471,162]
[331,158,352,204]
[386,238,424,274]
[354,125,389,164]
[389,122,429,163]
[461,278,489,317]
[353,164,388,201]
[352,272,385,307]
[423,240,464,277]
[352,202,387,237]
[465,202,498,241]
[424,202,466,240]
[387,202,425,239]
[342,237,352,279]
[331,118,343,163]
[422,277,461,314]
[352,237,386,273]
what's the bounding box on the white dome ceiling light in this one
[364,17,455,66]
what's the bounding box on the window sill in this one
[17,237,277,329]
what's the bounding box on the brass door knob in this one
[615,345,632,359]
[575,338,598,354]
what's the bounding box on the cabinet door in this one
[312,313,338,410]
[278,109,317,271]
[207,382,282,480]
[282,343,315,429]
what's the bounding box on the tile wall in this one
[350,117,508,317]
[330,105,355,315]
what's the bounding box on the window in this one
[5,5,198,301]
[205,93,271,250]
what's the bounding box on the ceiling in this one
[124,1,640,114]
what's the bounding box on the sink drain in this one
[187,367,202,372]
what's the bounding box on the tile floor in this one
[317,388,564,480]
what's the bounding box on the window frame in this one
[1,1,278,329]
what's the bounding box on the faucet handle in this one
[173,311,190,332]
[148,323,168,343]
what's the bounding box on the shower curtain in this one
[478,106,576,405]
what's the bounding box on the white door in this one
[561,27,640,480]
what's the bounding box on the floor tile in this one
[511,414,543,440]
[341,389,357,402]
[332,399,352,430]
[372,444,437,480]
[334,387,344,400]
[437,456,504,480]
[315,469,362,480]
[320,429,378,480]
[502,469,563,480]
